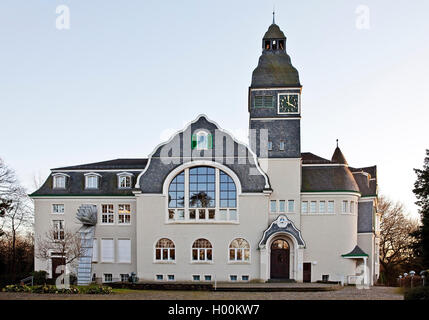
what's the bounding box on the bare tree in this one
[0,158,34,278]
[0,158,21,198]
[378,195,420,284]
[35,226,83,274]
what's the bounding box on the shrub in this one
[31,271,48,285]
[2,283,112,294]
[404,286,429,300]
[80,285,112,294]
[2,284,31,293]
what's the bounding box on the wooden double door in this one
[270,240,290,279]
[51,257,66,279]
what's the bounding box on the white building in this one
[31,21,380,286]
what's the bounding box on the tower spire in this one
[272,7,275,24]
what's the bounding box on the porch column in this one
[260,247,269,282]
[296,247,304,282]
[363,257,368,285]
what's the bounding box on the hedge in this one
[2,284,112,294]
[404,286,429,300]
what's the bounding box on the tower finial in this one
[336,139,339,148]
[272,6,275,24]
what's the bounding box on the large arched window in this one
[229,238,250,262]
[167,166,237,223]
[192,238,212,262]
[155,238,175,261]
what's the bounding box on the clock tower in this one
[249,18,302,229]
[249,21,302,159]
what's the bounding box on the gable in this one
[137,115,270,194]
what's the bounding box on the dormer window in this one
[117,172,133,189]
[84,173,101,189]
[52,173,68,189]
[191,131,212,150]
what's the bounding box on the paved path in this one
[0,286,402,300]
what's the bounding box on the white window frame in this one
[242,275,250,282]
[191,239,213,263]
[52,220,64,240]
[167,274,175,281]
[310,201,317,214]
[101,238,114,263]
[167,166,239,224]
[92,238,98,262]
[118,204,131,224]
[328,201,335,213]
[279,141,285,151]
[196,131,209,150]
[103,273,113,283]
[342,200,349,214]
[101,204,114,224]
[117,172,133,189]
[84,173,101,189]
[52,173,68,189]
[287,200,295,213]
[156,274,164,281]
[117,238,131,263]
[228,238,250,263]
[52,204,65,214]
[302,201,308,214]
[268,141,273,151]
[279,200,285,213]
[319,201,326,214]
[229,275,238,282]
[155,238,176,262]
[120,274,129,282]
[270,200,277,213]
[192,275,201,281]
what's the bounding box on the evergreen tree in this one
[413,149,429,269]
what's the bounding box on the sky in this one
[0,0,428,219]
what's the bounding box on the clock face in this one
[278,94,299,113]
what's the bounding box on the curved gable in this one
[137,115,270,194]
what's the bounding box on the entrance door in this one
[51,257,66,279]
[303,263,312,283]
[270,239,290,279]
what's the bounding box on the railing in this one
[168,208,238,222]
[20,276,34,286]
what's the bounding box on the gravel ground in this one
[0,286,402,300]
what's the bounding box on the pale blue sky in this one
[1,0,428,218]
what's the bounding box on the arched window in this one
[271,239,289,250]
[192,238,212,261]
[52,173,68,189]
[117,172,133,189]
[229,238,250,262]
[167,166,238,223]
[191,131,212,150]
[155,238,175,261]
[84,173,101,189]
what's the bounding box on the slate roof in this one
[52,158,148,170]
[342,245,369,257]
[301,152,332,164]
[263,24,286,39]
[30,150,376,197]
[301,165,360,193]
[331,147,348,165]
[31,158,148,197]
[30,170,143,197]
[251,24,300,88]
[350,166,378,197]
